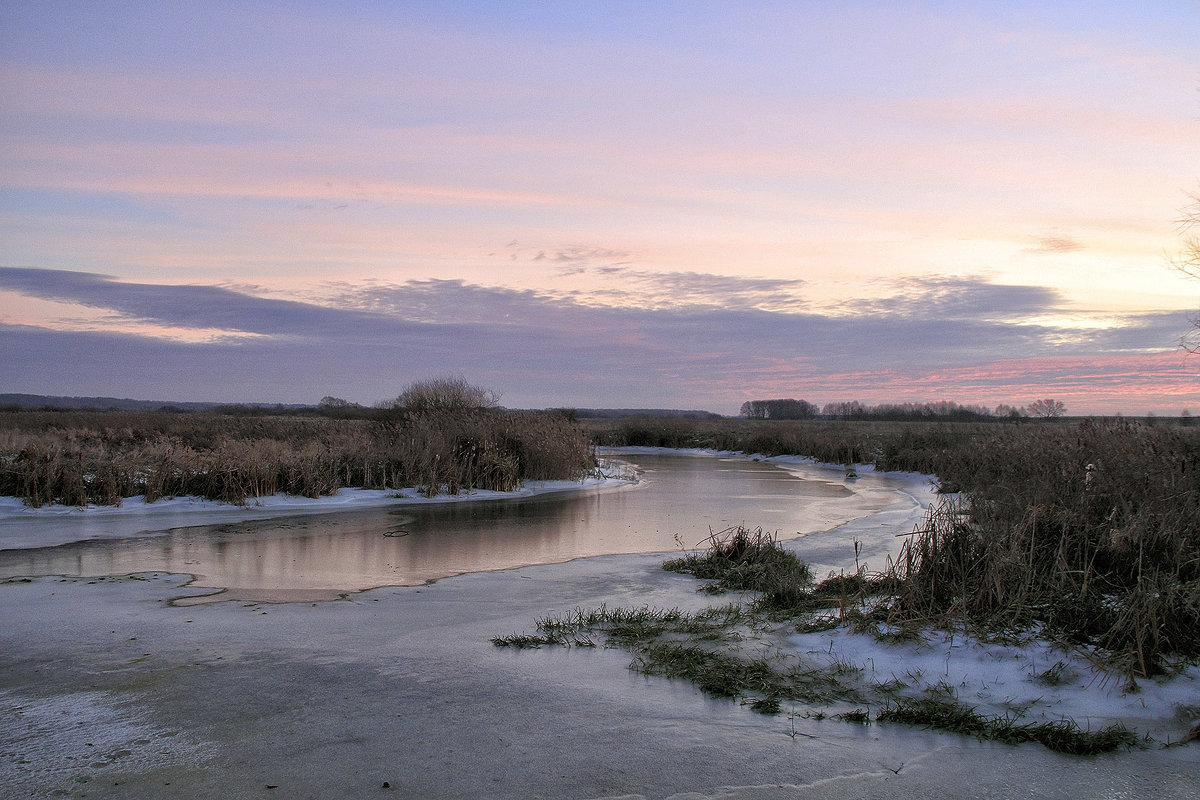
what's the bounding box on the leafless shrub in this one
[388,376,500,412]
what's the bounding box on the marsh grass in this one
[492,604,746,650]
[595,416,1199,679]
[630,641,863,708]
[836,708,871,724]
[0,407,594,507]
[877,420,1200,678]
[633,643,778,699]
[877,697,1138,755]
[663,526,813,610]
[496,510,1176,753]
[583,416,992,474]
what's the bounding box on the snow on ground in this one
[0,474,628,518]
[789,625,1200,746]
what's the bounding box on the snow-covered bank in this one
[0,471,634,551]
[790,624,1200,747]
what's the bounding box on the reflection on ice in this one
[0,451,915,603]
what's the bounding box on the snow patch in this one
[790,626,1200,743]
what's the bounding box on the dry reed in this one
[0,408,594,507]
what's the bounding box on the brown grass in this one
[589,415,1200,677]
[0,408,594,506]
[582,415,995,474]
[879,419,1200,677]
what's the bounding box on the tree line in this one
[740,398,1067,421]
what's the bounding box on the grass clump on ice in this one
[494,603,860,714]
[663,526,813,610]
[492,604,749,650]
[877,697,1139,755]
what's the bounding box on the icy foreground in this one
[3,565,1197,798]
[1,454,1197,798]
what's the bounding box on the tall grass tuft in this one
[664,525,813,610]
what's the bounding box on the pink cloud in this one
[802,352,1199,414]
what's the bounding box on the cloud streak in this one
[2,268,1194,414]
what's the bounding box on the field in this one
[0,407,594,507]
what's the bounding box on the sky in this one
[1,1,1198,415]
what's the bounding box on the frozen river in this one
[0,451,905,603]
[2,450,1196,798]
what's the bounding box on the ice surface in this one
[3,560,1197,799]
[1,450,1196,798]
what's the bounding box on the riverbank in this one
[0,405,595,508]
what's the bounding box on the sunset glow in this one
[2,2,1197,414]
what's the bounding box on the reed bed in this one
[0,408,594,507]
[591,416,1200,677]
[879,419,1200,678]
[583,416,993,474]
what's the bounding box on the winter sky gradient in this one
[2,1,1198,414]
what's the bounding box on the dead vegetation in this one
[877,419,1200,679]
[592,416,1200,678]
[0,407,594,507]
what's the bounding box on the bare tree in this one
[821,400,866,420]
[1027,398,1066,418]
[1172,192,1200,352]
[993,404,1026,419]
[740,398,818,420]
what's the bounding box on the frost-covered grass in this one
[493,593,1194,752]
[495,522,1200,753]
